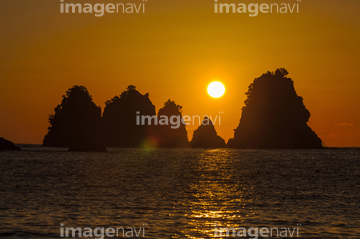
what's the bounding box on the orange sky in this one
[0,0,359,147]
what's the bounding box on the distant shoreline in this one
[12,144,360,150]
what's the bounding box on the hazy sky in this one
[0,0,359,146]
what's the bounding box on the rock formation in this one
[102,85,156,147]
[0,137,21,151]
[227,68,323,149]
[43,85,105,151]
[190,117,226,148]
[150,100,189,147]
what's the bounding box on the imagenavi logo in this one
[59,0,148,17]
[214,0,302,16]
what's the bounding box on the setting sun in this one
[207,81,225,98]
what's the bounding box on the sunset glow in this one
[0,1,359,147]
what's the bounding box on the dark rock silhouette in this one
[227,68,323,149]
[190,117,226,148]
[102,85,156,147]
[150,100,189,147]
[0,137,21,151]
[43,85,105,151]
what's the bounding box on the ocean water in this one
[0,147,359,239]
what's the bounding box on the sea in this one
[0,147,359,238]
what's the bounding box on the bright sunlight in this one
[207,81,225,98]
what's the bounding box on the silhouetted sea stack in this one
[102,85,156,147]
[151,100,189,147]
[0,137,21,151]
[227,68,323,149]
[43,85,103,149]
[190,117,226,148]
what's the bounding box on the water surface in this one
[0,147,359,238]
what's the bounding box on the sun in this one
[207,81,225,98]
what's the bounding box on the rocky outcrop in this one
[228,69,323,149]
[150,100,189,147]
[190,117,226,148]
[0,138,21,151]
[43,85,103,148]
[102,85,156,147]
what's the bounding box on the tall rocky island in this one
[228,69,323,149]
[150,100,189,147]
[43,85,105,151]
[103,85,156,147]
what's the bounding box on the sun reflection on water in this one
[175,149,255,238]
